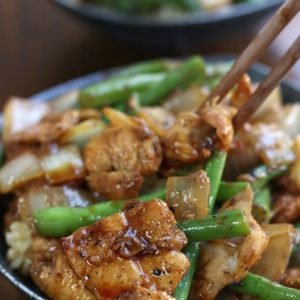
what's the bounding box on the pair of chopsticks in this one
[199,0,300,131]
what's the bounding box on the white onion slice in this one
[41,145,84,184]
[166,170,210,221]
[0,153,43,193]
[3,97,50,143]
[251,223,296,281]
[18,185,95,221]
[59,119,105,148]
[49,90,79,113]
[279,104,300,138]
[163,86,208,114]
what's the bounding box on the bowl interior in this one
[0,59,299,300]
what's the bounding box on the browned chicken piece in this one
[62,199,189,300]
[84,121,162,199]
[280,267,300,289]
[163,102,236,166]
[118,287,175,300]
[230,74,254,110]
[271,193,300,223]
[6,109,100,157]
[29,237,95,300]
[191,187,268,300]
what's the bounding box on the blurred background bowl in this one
[52,0,283,53]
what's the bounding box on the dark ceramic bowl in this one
[52,0,283,52]
[0,58,299,299]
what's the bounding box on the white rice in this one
[5,221,32,272]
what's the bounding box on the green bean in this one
[138,56,206,106]
[205,151,227,213]
[216,165,287,203]
[232,273,300,300]
[80,57,205,109]
[250,165,288,192]
[114,59,174,78]
[252,187,271,224]
[79,73,165,109]
[175,151,227,300]
[33,200,125,237]
[178,209,250,241]
[34,201,249,242]
[217,183,271,223]
[216,181,249,202]
[34,188,165,237]
[173,242,200,300]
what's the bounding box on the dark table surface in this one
[0,0,299,298]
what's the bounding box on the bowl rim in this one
[53,0,284,27]
[0,57,299,300]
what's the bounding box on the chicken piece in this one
[271,193,300,223]
[62,199,189,299]
[84,121,162,199]
[29,237,95,300]
[118,287,175,300]
[192,187,268,300]
[163,102,236,166]
[231,74,253,110]
[6,109,100,157]
[280,267,300,289]
[201,102,236,151]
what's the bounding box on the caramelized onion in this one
[251,224,296,281]
[163,86,208,114]
[59,119,105,148]
[0,153,43,193]
[166,170,210,221]
[41,145,85,184]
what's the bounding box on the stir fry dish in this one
[82,0,262,17]
[3,56,300,300]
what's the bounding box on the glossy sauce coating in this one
[62,199,189,299]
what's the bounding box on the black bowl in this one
[0,59,299,299]
[52,0,283,52]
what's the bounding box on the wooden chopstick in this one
[233,35,300,131]
[198,0,300,113]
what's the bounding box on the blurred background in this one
[1,0,299,107]
[0,0,299,298]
